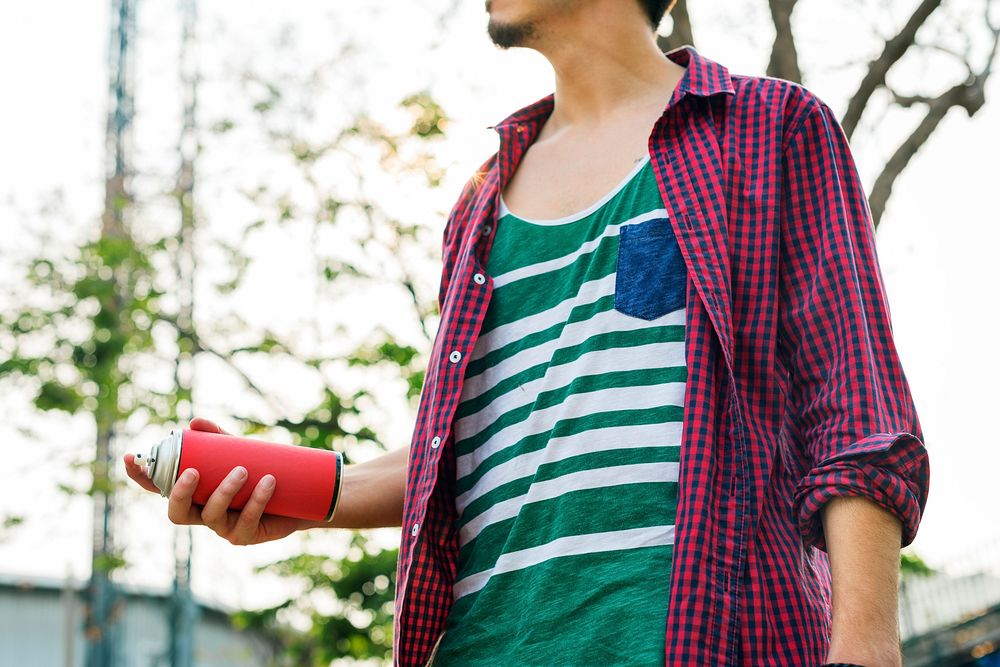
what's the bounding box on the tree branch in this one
[842,0,944,140]
[867,9,999,228]
[767,0,803,83]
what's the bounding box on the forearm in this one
[821,494,903,667]
[306,445,409,530]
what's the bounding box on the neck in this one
[535,16,684,133]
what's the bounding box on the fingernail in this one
[260,475,275,490]
[230,466,247,481]
[181,469,197,483]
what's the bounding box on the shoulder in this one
[727,73,834,149]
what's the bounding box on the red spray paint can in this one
[134,429,344,523]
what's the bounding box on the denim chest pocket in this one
[613,216,687,320]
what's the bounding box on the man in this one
[126,1,930,665]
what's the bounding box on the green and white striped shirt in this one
[431,154,685,666]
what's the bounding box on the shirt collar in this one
[487,44,735,131]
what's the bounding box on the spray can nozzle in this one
[132,449,154,473]
[136,430,183,497]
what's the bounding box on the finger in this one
[123,453,162,494]
[200,466,248,534]
[167,469,204,526]
[189,417,228,434]
[229,475,276,545]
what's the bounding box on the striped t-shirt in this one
[430,154,686,666]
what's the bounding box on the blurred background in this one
[0,0,998,665]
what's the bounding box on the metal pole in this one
[64,567,77,667]
[85,0,136,664]
[169,1,199,664]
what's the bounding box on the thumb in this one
[188,417,230,435]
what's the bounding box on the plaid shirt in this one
[393,44,930,666]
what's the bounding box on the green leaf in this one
[35,380,84,413]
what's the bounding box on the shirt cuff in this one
[792,430,929,552]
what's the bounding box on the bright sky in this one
[1,0,998,615]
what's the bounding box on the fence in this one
[900,534,1000,666]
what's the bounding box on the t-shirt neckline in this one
[498,154,651,226]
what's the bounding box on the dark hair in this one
[637,0,677,31]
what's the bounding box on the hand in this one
[124,417,227,494]
[123,417,311,545]
[123,417,231,493]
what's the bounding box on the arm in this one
[124,419,409,543]
[822,496,903,667]
[776,92,930,655]
[306,444,409,529]
[778,93,930,551]
[126,156,487,540]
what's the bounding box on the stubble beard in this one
[487,17,538,49]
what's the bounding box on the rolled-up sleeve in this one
[777,93,930,552]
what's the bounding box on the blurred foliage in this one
[0,515,25,544]
[347,327,426,403]
[0,10,454,666]
[0,225,187,579]
[901,551,935,577]
[232,534,397,665]
[0,210,179,610]
[194,32,455,666]
[0,233,169,478]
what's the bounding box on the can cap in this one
[137,430,183,497]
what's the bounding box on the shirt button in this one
[473,273,486,285]
[431,435,441,448]
[449,350,462,363]
[481,223,492,235]
[412,523,420,537]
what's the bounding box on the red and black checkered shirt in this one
[393,44,930,667]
